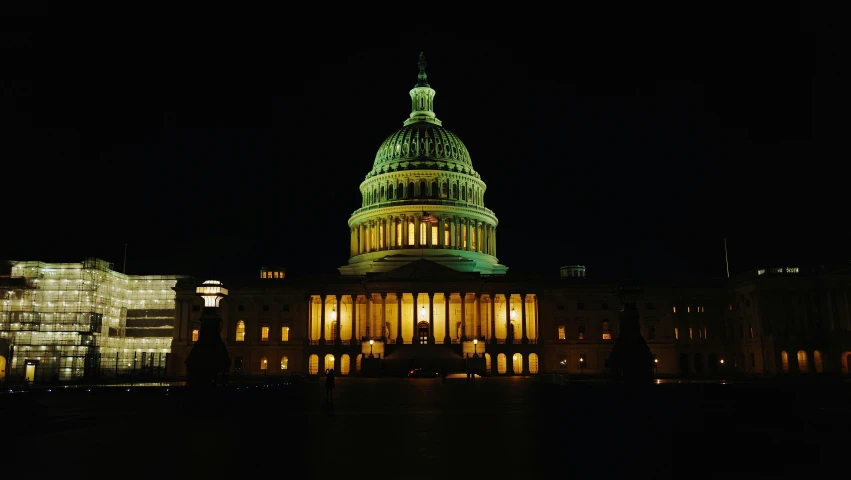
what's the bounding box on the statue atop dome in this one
[416,51,429,87]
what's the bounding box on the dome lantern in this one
[405,52,441,127]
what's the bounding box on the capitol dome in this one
[339,53,507,276]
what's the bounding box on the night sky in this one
[2,4,844,282]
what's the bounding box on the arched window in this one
[356,354,363,372]
[797,350,808,373]
[419,181,427,197]
[389,184,395,199]
[324,353,335,373]
[512,353,522,374]
[451,183,456,199]
[308,354,319,375]
[341,354,351,375]
[380,186,385,201]
[407,182,415,199]
[235,320,245,342]
[398,183,404,199]
[781,350,789,373]
[431,181,438,198]
[814,350,823,373]
[441,181,448,198]
[497,353,507,374]
[485,353,491,372]
[373,189,378,203]
[280,356,289,370]
[408,221,415,246]
[461,185,466,201]
[528,353,539,374]
[260,356,268,370]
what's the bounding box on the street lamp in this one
[329,355,335,374]
[263,358,268,378]
[579,356,584,375]
[473,338,478,357]
[369,339,374,358]
[654,357,658,375]
[720,358,724,364]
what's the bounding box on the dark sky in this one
[1,4,845,281]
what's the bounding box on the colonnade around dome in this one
[350,214,495,257]
[360,175,486,209]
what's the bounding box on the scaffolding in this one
[0,258,186,383]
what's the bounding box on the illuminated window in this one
[781,350,789,373]
[814,350,823,373]
[558,326,565,340]
[431,225,438,245]
[420,222,426,245]
[236,320,245,342]
[444,224,449,246]
[261,326,269,341]
[577,325,585,340]
[674,327,679,340]
[728,304,733,311]
[280,356,289,370]
[528,353,539,374]
[797,350,808,373]
[462,227,467,249]
[308,354,319,375]
[689,327,693,340]
[602,321,611,340]
[673,306,677,313]
[396,222,402,246]
[471,227,476,251]
[191,329,199,342]
[749,326,754,339]
[687,306,691,313]
[281,326,289,341]
[408,221,415,246]
[703,327,707,339]
[260,357,268,370]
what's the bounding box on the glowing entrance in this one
[417,321,429,344]
[0,355,6,381]
[25,362,36,383]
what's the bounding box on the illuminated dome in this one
[339,53,507,276]
[369,123,476,178]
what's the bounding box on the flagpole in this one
[724,238,730,278]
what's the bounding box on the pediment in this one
[366,258,478,282]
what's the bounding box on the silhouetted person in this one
[325,369,335,404]
[441,368,447,383]
[185,300,231,389]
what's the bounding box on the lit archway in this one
[0,355,6,381]
[528,353,539,374]
[324,354,335,373]
[512,353,522,375]
[485,353,491,373]
[497,353,507,374]
[308,354,319,375]
[356,354,363,373]
[796,350,808,373]
[842,352,851,375]
[341,354,351,375]
[781,351,789,373]
[235,320,246,342]
[813,350,823,373]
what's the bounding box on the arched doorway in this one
[512,353,522,375]
[417,321,429,344]
[0,355,6,382]
[308,354,319,375]
[341,354,351,375]
[842,352,851,375]
[324,354,335,374]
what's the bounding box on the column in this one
[361,223,367,253]
[336,295,342,344]
[521,293,528,344]
[414,216,421,248]
[460,293,467,340]
[411,292,419,345]
[305,295,312,345]
[373,220,379,252]
[389,216,396,248]
[426,218,433,248]
[365,295,371,339]
[489,295,497,344]
[492,227,497,258]
[428,292,435,344]
[350,228,356,256]
[450,218,456,248]
[475,293,482,338]
[444,293,451,344]
[350,295,357,342]
[319,294,326,345]
[438,217,445,248]
[380,293,387,341]
[466,219,472,251]
[396,293,403,345]
[505,294,511,344]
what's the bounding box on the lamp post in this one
[263,358,268,378]
[654,357,658,375]
[473,338,478,358]
[369,339,374,358]
[579,356,584,375]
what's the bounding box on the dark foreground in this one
[3,377,850,479]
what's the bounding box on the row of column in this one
[312,293,531,345]
[349,215,496,257]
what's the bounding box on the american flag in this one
[422,212,438,224]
